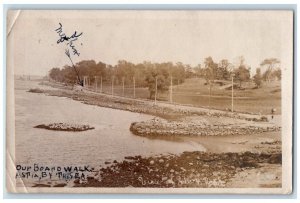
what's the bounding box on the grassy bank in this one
[78,77,281,115]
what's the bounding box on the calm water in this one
[14,80,205,182]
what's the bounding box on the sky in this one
[7,10,293,76]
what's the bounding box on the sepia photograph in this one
[5,9,293,194]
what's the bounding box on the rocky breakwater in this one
[32,86,263,121]
[130,117,281,137]
[34,123,95,132]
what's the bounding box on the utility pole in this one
[122,77,125,97]
[231,74,234,113]
[111,76,114,96]
[83,76,87,87]
[170,76,173,103]
[100,76,102,93]
[154,76,157,105]
[209,80,211,111]
[133,77,136,98]
[95,76,98,92]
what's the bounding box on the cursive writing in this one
[55,23,83,44]
[55,23,82,57]
[67,38,80,56]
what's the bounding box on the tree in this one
[172,62,186,83]
[217,59,231,80]
[193,64,206,78]
[234,65,250,88]
[272,68,281,80]
[61,65,77,84]
[145,64,170,100]
[204,57,218,83]
[260,58,280,82]
[253,68,262,88]
[49,67,61,81]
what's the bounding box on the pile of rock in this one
[28,88,44,93]
[75,151,282,188]
[246,116,269,122]
[41,88,261,121]
[130,118,281,137]
[34,123,94,132]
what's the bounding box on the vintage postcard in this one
[6,10,293,194]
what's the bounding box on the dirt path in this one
[42,81,265,119]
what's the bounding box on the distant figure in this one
[271,108,276,119]
[79,80,84,87]
[74,84,83,92]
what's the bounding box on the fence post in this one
[83,76,87,87]
[231,75,234,113]
[111,76,114,96]
[209,80,211,112]
[170,76,173,103]
[122,77,125,97]
[95,76,97,92]
[133,77,136,98]
[155,76,157,105]
[100,76,102,93]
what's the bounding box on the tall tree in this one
[218,59,231,80]
[253,68,262,88]
[234,65,250,88]
[204,57,218,83]
[260,58,280,82]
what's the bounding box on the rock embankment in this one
[75,151,281,188]
[130,118,281,137]
[34,123,94,132]
[32,87,263,121]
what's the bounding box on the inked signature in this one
[55,23,82,56]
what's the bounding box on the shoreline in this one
[74,151,281,188]
[32,82,268,121]
[27,82,282,188]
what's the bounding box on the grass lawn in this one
[172,78,281,115]
[89,78,281,115]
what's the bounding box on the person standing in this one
[271,108,276,119]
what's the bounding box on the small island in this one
[34,123,94,132]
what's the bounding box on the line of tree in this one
[49,60,189,99]
[49,57,281,99]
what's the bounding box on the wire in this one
[65,49,82,86]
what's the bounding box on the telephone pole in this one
[133,77,136,98]
[170,76,173,103]
[100,76,102,93]
[154,76,157,105]
[231,74,234,113]
[94,76,98,92]
[209,80,212,111]
[111,76,114,96]
[122,77,125,97]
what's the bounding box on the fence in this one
[79,75,250,114]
